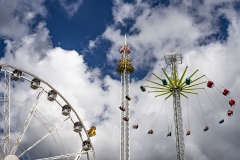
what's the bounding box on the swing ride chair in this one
[132,124,138,129]
[148,130,153,134]
[123,117,129,122]
[0,64,96,160]
[228,110,233,117]
[167,132,172,137]
[119,106,126,111]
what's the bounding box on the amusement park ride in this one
[0,64,97,160]
[117,36,134,160]
[117,36,236,160]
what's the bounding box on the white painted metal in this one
[11,90,44,154]
[18,117,70,158]
[120,35,130,160]
[0,143,5,156]
[164,52,182,65]
[164,52,185,160]
[35,151,91,160]
[4,154,19,160]
[120,71,125,160]
[124,62,130,160]
[3,71,10,155]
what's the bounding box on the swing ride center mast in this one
[146,52,205,160]
[116,36,134,160]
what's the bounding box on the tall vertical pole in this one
[120,65,125,160]
[124,35,130,160]
[4,70,10,155]
[169,55,185,160]
[118,35,134,160]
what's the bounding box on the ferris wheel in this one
[0,64,96,160]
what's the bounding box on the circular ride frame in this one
[0,64,96,160]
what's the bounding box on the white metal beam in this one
[35,151,91,160]
[4,70,10,155]
[120,42,130,160]
[18,116,70,158]
[11,90,44,154]
[167,53,185,160]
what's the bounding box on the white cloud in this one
[59,0,83,18]
[89,40,96,48]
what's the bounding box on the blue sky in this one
[42,0,232,79]
[1,0,240,160]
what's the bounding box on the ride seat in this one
[123,117,129,122]
[222,89,230,96]
[167,132,172,137]
[203,126,209,132]
[119,106,125,111]
[207,81,214,88]
[229,99,235,107]
[186,130,191,136]
[148,130,153,134]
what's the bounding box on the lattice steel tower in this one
[117,35,134,160]
[164,52,185,160]
[147,52,193,160]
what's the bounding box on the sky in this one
[0,0,240,160]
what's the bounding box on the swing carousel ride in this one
[117,42,236,160]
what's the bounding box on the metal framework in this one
[167,52,185,160]
[146,52,205,160]
[117,35,134,160]
[4,70,10,155]
[0,64,96,160]
[35,151,93,160]
[11,90,44,154]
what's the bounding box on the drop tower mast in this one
[117,35,134,160]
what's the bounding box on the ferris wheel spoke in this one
[34,109,71,160]
[11,89,44,154]
[35,151,92,160]
[35,112,70,160]
[18,116,70,158]
[74,152,82,160]
[86,152,90,160]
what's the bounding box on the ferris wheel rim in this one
[0,63,96,160]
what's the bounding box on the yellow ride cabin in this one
[88,126,96,137]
